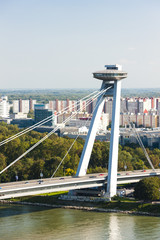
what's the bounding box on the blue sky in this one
[0,0,160,89]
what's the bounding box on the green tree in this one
[65,168,76,176]
[30,159,45,179]
[134,177,160,201]
[118,150,133,171]
[90,142,103,169]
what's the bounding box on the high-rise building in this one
[13,99,36,114]
[0,96,9,118]
[13,100,19,113]
[49,99,84,112]
[34,104,56,127]
[120,112,158,128]
[138,98,151,113]
[29,99,37,111]
[105,98,113,121]
[120,98,127,113]
[127,98,138,114]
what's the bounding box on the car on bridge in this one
[38,180,43,184]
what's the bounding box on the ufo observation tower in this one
[76,64,127,198]
[93,64,127,81]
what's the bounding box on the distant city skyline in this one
[0,0,160,89]
[1,94,160,130]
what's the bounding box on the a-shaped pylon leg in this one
[106,80,121,198]
[76,83,112,177]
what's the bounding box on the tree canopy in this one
[0,123,160,183]
[134,177,160,201]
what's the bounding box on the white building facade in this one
[0,96,9,118]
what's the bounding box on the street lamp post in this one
[124,163,127,172]
[40,169,43,182]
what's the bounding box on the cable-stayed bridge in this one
[0,170,160,200]
[0,64,158,200]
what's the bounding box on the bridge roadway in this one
[0,170,160,199]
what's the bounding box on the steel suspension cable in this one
[0,90,99,147]
[131,125,155,171]
[50,86,112,178]
[50,135,79,178]
[0,88,107,175]
[125,115,155,171]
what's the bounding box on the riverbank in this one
[0,199,159,217]
[0,192,160,217]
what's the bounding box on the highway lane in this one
[0,173,104,191]
[0,173,107,199]
[0,170,160,199]
[0,169,159,190]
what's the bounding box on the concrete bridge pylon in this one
[76,64,127,198]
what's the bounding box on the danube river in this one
[0,204,160,240]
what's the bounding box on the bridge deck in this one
[0,170,160,199]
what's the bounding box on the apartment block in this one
[13,99,36,114]
[120,112,158,128]
[0,96,9,118]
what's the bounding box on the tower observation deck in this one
[93,64,127,81]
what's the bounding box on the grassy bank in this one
[6,192,160,215]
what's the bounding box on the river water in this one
[0,204,160,240]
